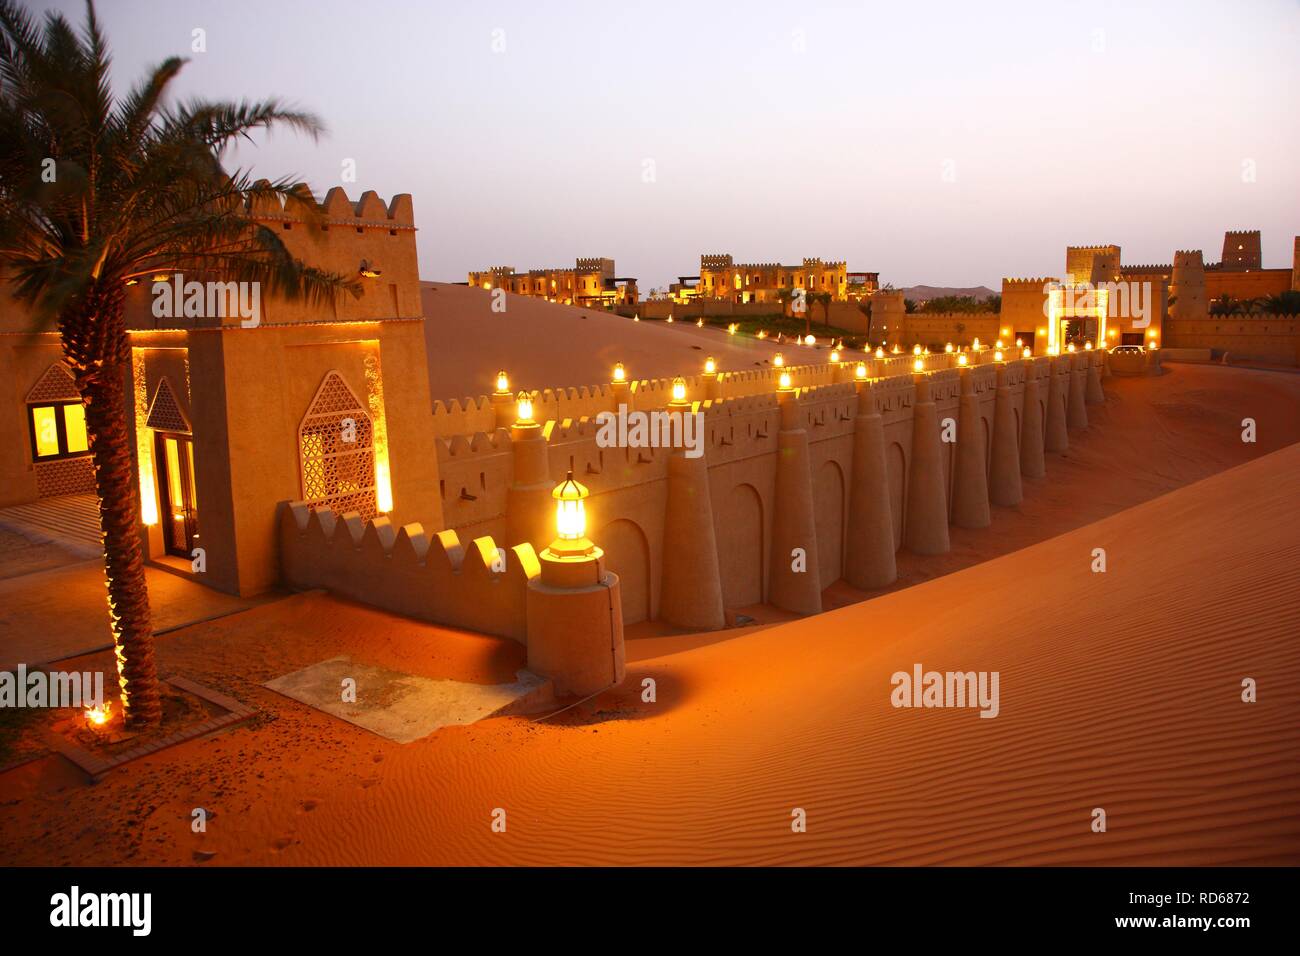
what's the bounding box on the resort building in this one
[466,258,638,308]
[671,254,876,305]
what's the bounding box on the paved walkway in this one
[0,493,102,553]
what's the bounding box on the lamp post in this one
[525,472,626,697]
[491,370,515,428]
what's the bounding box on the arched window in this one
[298,371,376,520]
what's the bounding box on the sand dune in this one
[421,281,797,404]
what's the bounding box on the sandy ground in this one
[1,365,1297,865]
[422,281,803,403]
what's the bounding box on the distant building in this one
[672,254,875,305]
[467,258,638,308]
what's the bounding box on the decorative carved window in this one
[297,371,376,520]
[145,377,191,433]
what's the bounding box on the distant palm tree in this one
[0,0,358,726]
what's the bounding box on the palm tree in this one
[0,0,358,726]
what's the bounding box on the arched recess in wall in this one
[815,460,845,588]
[599,518,651,625]
[887,441,906,552]
[717,483,764,608]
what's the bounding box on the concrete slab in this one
[264,656,552,743]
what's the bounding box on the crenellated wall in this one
[283,348,1107,631]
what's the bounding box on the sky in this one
[26,0,1300,291]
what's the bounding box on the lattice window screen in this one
[26,363,80,402]
[145,377,191,433]
[297,371,376,520]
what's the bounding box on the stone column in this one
[989,364,1023,506]
[768,387,823,614]
[506,421,553,552]
[526,543,625,698]
[1044,355,1070,453]
[1066,352,1089,430]
[1086,352,1105,404]
[904,373,950,555]
[950,367,990,529]
[844,382,897,590]
[659,437,726,630]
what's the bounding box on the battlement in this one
[701,254,734,270]
[1003,277,1058,288]
[1121,264,1172,274]
[249,182,415,229]
[278,502,537,642]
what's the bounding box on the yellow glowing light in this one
[1067,342,1076,353]
[553,471,588,541]
[613,362,626,383]
[1108,328,1118,338]
[778,371,793,390]
[774,352,785,367]
[495,370,509,394]
[375,459,393,514]
[945,343,954,353]
[876,347,885,359]
[855,361,867,380]
[516,391,534,424]
[1022,347,1031,359]
[892,345,901,354]
[957,353,968,367]
[1085,341,1094,350]
[914,358,925,372]
[1001,327,1011,337]
[996,339,1004,349]
[994,350,1004,361]
[727,323,738,335]
[633,315,640,322]
[697,318,704,327]
[758,330,768,340]
[972,337,981,350]
[805,334,815,346]
[1016,337,1023,347]
[84,702,112,727]
[667,315,674,323]
[913,344,922,356]
[704,356,717,375]
[830,349,840,363]
[1148,330,1158,339]
[671,377,687,404]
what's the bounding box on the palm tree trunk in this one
[62,284,161,727]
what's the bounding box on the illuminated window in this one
[28,401,90,460]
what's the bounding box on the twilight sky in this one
[29,0,1300,291]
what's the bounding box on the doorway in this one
[156,432,199,557]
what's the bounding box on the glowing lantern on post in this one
[875,347,885,359]
[778,371,793,391]
[515,391,534,424]
[854,361,867,380]
[972,337,981,351]
[994,349,1004,362]
[1085,341,1094,350]
[830,348,840,363]
[957,353,968,367]
[495,370,510,394]
[914,358,925,372]
[704,356,717,375]
[552,471,589,544]
[805,334,815,346]
[1016,337,1024,347]
[945,343,954,353]
[670,376,688,405]
[612,362,626,383]
[1067,342,1076,353]
[1023,347,1032,359]
[913,344,922,356]
[774,352,785,367]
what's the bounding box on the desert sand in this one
[1,363,1297,866]
[422,281,800,403]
